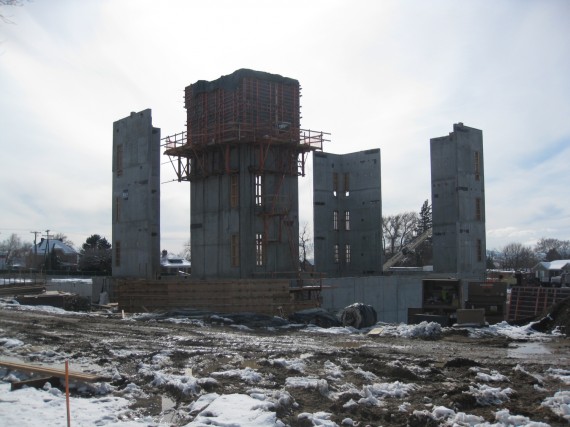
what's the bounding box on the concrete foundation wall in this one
[321,275,423,323]
[46,279,93,300]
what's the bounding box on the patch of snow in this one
[323,360,344,380]
[138,363,212,396]
[475,370,510,382]
[285,376,329,396]
[184,393,282,426]
[494,408,551,426]
[358,381,417,406]
[546,367,570,385]
[414,405,549,427]
[163,318,205,326]
[388,359,431,377]
[210,367,263,384]
[542,390,570,421]
[369,321,442,338]
[342,399,358,409]
[297,411,337,427]
[304,325,359,335]
[513,364,544,385]
[230,324,253,331]
[269,357,307,373]
[354,367,379,381]
[467,383,514,406]
[0,337,24,348]
[467,321,554,340]
[187,392,219,414]
[0,382,165,426]
[1,303,72,315]
[209,314,234,324]
[50,278,92,284]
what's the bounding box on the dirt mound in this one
[531,296,570,334]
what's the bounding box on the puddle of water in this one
[241,360,259,369]
[508,342,551,359]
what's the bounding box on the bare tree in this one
[382,211,418,259]
[534,237,570,260]
[0,233,31,266]
[178,238,191,261]
[500,242,538,270]
[53,232,75,249]
[299,223,313,269]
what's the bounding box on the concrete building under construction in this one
[112,109,161,280]
[163,69,327,279]
[109,69,502,324]
[430,122,486,280]
[313,149,382,277]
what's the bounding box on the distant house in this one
[30,238,79,271]
[533,259,570,285]
[160,250,191,276]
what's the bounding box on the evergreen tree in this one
[79,234,112,273]
[416,199,432,234]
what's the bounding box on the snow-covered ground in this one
[1,301,569,426]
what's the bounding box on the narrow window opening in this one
[333,244,340,264]
[344,173,350,196]
[333,210,339,231]
[116,144,123,177]
[477,239,482,262]
[255,233,264,266]
[345,244,351,264]
[231,234,240,267]
[344,210,350,230]
[474,151,480,181]
[255,174,263,206]
[231,174,239,208]
[115,241,121,267]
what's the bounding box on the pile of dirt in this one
[531,296,570,335]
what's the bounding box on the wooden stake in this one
[65,360,71,427]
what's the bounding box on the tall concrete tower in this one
[430,122,486,279]
[313,149,382,277]
[164,70,324,279]
[112,109,161,279]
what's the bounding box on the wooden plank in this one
[0,360,108,383]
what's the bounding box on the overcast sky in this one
[1,0,569,256]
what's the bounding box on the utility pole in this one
[30,231,40,270]
[43,229,52,271]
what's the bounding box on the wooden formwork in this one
[508,286,570,321]
[117,278,318,316]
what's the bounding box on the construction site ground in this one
[1,301,569,426]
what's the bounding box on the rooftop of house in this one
[34,238,77,255]
[534,260,570,271]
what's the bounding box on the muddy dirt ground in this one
[1,305,569,426]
